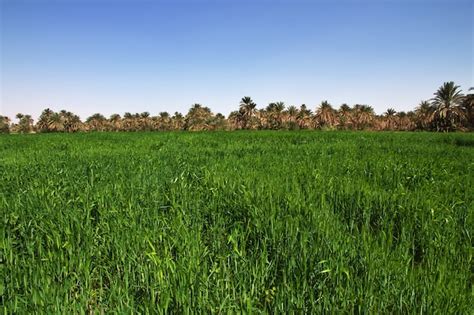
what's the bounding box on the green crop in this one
[1,131,473,313]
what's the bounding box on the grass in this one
[1,131,473,313]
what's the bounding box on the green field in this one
[2,131,473,313]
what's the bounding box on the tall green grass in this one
[1,131,473,313]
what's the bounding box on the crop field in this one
[1,131,473,313]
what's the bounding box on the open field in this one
[2,131,473,313]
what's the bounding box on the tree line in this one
[1,82,473,134]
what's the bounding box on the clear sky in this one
[1,0,473,120]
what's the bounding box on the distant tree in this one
[415,101,434,130]
[60,110,82,132]
[384,108,396,116]
[228,110,244,130]
[286,105,298,121]
[394,111,415,131]
[109,114,122,131]
[254,109,266,129]
[15,113,34,133]
[139,112,152,131]
[122,112,135,131]
[338,104,352,129]
[209,113,227,130]
[285,105,299,130]
[462,87,474,129]
[37,108,64,132]
[172,112,185,130]
[403,111,417,131]
[297,104,312,129]
[383,108,397,130]
[0,116,11,133]
[156,111,172,131]
[314,101,337,129]
[86,113,108,131]
[265,102,285,129]
[431,81,465,131]
[239,97,257,129]
[352,105,375,130]
[4,81,471,134]
[36,109,82,132]
[50,113,64,132]
[184,104,214,131]
[36,108,53,132]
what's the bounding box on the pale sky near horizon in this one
[1,0,473,121]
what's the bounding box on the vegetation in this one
[1,82,473,134]
[0,116,10,133]
[2,131,473,312]
[431,82,467,132]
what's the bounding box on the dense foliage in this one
[2,82,473,134]
[2,131,473,312]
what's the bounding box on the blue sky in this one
[1,0,472,120]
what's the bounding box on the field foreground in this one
[2,131,473,313]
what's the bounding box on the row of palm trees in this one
[1,82,472,134]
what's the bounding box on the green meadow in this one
[2,131,473,313]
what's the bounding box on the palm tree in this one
[61,111,82,132]
[132,113,141,130]
[352,105,375,130]
[314,101,337,129]
[86,113,107,131]
[384,108,396,115]
[239,96,257,129]
[395,111,410,131]
[462,87,474,130]
[23,114,34,133]
[109,114,122,131]
[209,113,227,130]
[431,81,465,131]
[50,112,64,132]
[15,113,34,133]
[403,111,417,131]
[338,104,352,129]
[185,104,214,131]
[255,108,267,129]
[228,110,244,130]
[383,108,397,130]
[36,108,64,132]
[122,112,135,131]
[0,116,10,133]
[172,112,185,130]
[154,112,171,131]
[36,108,55,132]
[139,112,152,131]
[266,102,285,129]
[286,106,298,121]
[273,102,285,112]
[6,80,471,133]
[285,105,299,129]
[297,104,312,129]
[415,100,434,130]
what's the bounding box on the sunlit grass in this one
[2,131,473,313]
